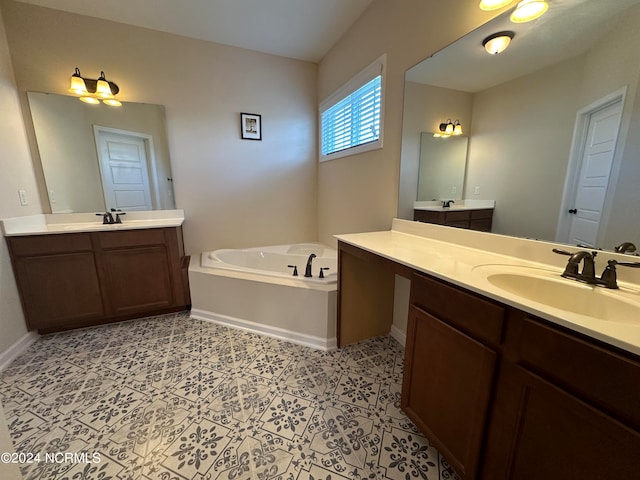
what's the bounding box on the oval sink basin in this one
[475,265,640,325]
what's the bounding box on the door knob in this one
[568,208,577,214]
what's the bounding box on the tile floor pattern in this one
[1,313,460,480]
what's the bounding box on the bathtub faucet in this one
[304,253,317,277]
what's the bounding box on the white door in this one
[95,130,153,211]
[565,100,622,247]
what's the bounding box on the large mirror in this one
[28,92,175,214]
[399,0,640,252]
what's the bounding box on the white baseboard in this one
[0,331,39,371]
[190,309,337,351]
[390,324,406,348]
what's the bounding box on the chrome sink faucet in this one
[553,248,640,289]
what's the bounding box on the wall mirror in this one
[399,0,640,252]
[28,92,175,214]
[418,133,468,201]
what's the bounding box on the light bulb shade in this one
[79,96,100,104]
[483,31,515,54]
[479,0,513,11]
[445,123,454,135]
[96,76,113,98]
[68,68,88,95]
[453,121,463,135]
[102,98,122,107]
[510,0,549,23]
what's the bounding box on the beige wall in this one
[0,3,36,357]
[465,56,583,241]
[1,0,318,255]
[317,0,500,246]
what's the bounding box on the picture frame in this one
[240,113,262,140]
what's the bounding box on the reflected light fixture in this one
[68,67,121,106]
[483,31,515,55]
[433,119,463,138]
[478,0,514,11]
[510,0,549,23]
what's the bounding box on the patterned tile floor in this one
[1,312,459,480]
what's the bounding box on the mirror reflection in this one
[418,133,468,201]
[28,92,175,214]
[399,0,640,252]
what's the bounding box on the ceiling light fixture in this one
[510,0,549,23]
[478,0,514,11]
[68,67,121,106]
[433,119,463,138]
[482,31,515,55]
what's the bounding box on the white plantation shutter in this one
[319,55,386,161]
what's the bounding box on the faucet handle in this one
[319,267,330,279]
[287,265,298,277]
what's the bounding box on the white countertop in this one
[335,219,640,356]
[413,199,495,212]
[1,210,185,236]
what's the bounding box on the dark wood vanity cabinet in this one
[403,273,504,479]
[402,271,640,479]
[6,227,190,333]
[414,208,493,232]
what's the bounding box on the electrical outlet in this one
[49,189,57,203]
[18,189,28,206]
[451,186,457,194]
[474,186,481,195]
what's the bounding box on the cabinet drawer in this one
[410,272,505,345]
[470,209,493,220]
[506,313,640,430]
[98,228,167,248]
[8,233,93,256]
[414,210,445,224]
[444,210,470,222]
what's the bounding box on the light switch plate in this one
[18,189,28,206]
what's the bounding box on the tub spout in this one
[304,253,316,277]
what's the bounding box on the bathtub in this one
[201,243,337,283]
[189,243,338,350]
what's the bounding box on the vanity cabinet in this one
[403,273,504,479]
[6,227,190,333]
[401,270,640,479]
[413,208,493,232]
[482,312,640,479]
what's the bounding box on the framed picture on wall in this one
[240,113,262,140]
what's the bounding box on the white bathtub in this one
[189,243,338,350]
[201,243,337,283]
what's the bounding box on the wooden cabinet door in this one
[483,362,640,479]
[101,246,175,316]
[402,305,497,479]
[15,252,104,331]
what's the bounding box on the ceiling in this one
[406,0,640,92]
[15,0,373,62]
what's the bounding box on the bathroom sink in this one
[474,265,640,325]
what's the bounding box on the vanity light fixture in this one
[483,31,515,55]
[478,0,514,11]
[68,67,121,106]
[510,0,549,23]
[433,119,463,138]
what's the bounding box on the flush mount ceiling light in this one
[510,0,549,23]
[68,67,121,106]
[483,31,515,55]
[433,119,463,138]
[478,0,514,11]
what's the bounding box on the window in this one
[319,54,386,161]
